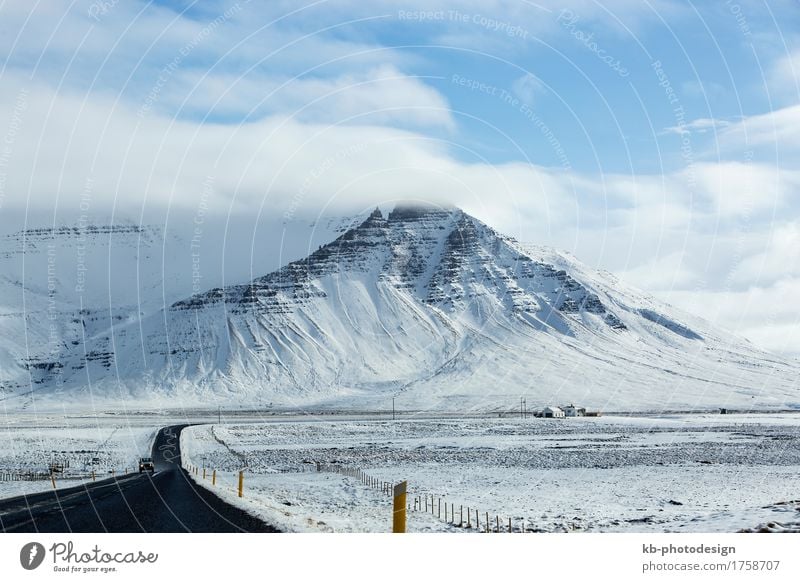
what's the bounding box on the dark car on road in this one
[138,457,155,473]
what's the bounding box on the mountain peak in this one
[12,204,800,413]
[388,202,457,222]
[358,206,387,228]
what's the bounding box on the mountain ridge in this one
[4,204,798,412]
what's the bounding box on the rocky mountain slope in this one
[4,205,799,411]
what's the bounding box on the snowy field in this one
[0,414,159,498]
[181,414,800,533]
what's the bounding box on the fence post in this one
[92,470,95,482]
[496,515,500,533]
[238,470,244,498]
[392,481,407,533]
[460,505,463,527]
[438,498,441,519]
[508,517,512,533]
[212,470,216,486]
[50,474,56,489]
[203,468,206,480]
[467,507,470,528]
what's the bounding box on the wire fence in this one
[409,492,527,533]
[184,458,531,533]
[315,462,527,532]
[0,471,53,482]
[0,467,136,483]
[316,463,395,498]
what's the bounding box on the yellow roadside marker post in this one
[392,481,407,533]
[238,470,244,498]
[212,470,216,486]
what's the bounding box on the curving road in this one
[0,425,278,533]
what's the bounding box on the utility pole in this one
[392,397,396,421]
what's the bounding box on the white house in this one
[563,405,586,417]
[542,406,565,418]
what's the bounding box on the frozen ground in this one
[181,413,800,533]
[0,413,159,498]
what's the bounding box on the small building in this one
[563,404,586,417]
[542,406,565,418]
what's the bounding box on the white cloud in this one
[660,117,732,136]
[148,65,455,129]
[717,103,800,155]
[767,49,800,105]
[511,73,545,105]
[728,221,800,287]
[692,161,798,217]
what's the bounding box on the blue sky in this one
[1,0,799,353]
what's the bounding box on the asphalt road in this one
[0,425,278,532]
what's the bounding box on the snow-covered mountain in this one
[4,204,799,411]
[0,210,360,404]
